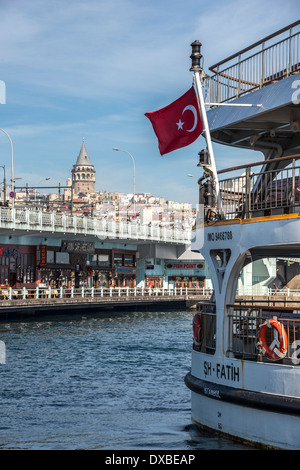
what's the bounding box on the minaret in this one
[71,137,96,195]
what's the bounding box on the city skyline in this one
[6,137,196,209]
[0,0,298,206]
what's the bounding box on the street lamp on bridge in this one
[113,147,136,216]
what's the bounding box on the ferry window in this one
[124,255,134,267]
[114,253,123,266]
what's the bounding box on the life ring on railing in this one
[193,313,202,348]
[257,318,288,360]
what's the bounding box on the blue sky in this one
[0,0,298,206]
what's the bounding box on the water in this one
[0,309,250,450]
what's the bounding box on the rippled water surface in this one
[0,310,250,450]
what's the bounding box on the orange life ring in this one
[257,318,288,360]
[193,313,202,347]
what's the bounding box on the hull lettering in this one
[207,231,233,242]
[204,360,240,382]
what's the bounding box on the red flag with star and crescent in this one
[145,86,202,156]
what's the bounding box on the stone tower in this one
[72,138,96,195]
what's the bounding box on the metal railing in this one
[207,21,300,103]
[237,286,300,297]
[0,206,192,244]
[218,157,300,219]
[193,301,300,361]
[0,286,213,301]
[3,285,300,301]
[228,304,300,363]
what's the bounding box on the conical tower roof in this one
[75,137,92,166]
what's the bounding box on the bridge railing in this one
[0,286,213,301]
[3,285,300,302]
[0,206,192,244]
[207,21,300,103]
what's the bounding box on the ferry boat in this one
[185,21,300,449]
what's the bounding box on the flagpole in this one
[190,40,223,218]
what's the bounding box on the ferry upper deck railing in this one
[207,21,300,103]
[217,153,300,219]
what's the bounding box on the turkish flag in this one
[145,86,202,156]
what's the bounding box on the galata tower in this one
[71,138,96,195]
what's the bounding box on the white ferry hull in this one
[189,386,300,449]
[185,352,300,449]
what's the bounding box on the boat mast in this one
[190,40,223,220]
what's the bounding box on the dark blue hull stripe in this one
[185,372,300,416]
